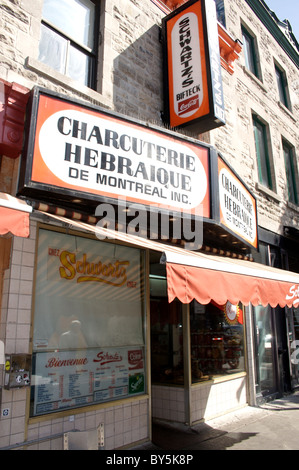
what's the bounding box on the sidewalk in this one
[140,389,299,450]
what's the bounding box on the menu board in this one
[32,347,145,416]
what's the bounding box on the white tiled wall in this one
[191,376,247,423]
[152,385,186,423]
[25,398,149,450]
[152,376,247,425]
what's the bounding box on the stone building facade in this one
[0,0,298,450]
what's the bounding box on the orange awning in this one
[163,251,299,308]
[0,193,32,237]
[36,211,299,309]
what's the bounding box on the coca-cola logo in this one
[128,349,143,370]
[178,96,199,116]
[286,285,299,307]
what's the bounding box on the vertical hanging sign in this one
[162,0,225,132]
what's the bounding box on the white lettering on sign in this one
[219,167,256,245]
[286,285,299,307]
[171,12,203,118]
[38,109,208,211]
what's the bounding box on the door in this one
[254,305,278,399]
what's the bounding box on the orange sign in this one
[162,0,225,131]
[20,89,211,219]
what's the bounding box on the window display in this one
[190,300,245,382]
[31,228,146,416]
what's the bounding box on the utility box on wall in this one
[4,354,31,389]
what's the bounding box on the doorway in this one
[254,305,277,400]
[253,304,291,402]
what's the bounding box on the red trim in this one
[218,23,242,75]
[151,0,188,11]
[0,79,30,159]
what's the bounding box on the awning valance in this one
[0,193,32,238]
[163,251,299,308]
[36,211,299,309]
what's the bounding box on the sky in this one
[264,0,299,41]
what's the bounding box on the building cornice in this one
[245,0,299,68]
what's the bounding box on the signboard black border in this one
[215,152,259,250]
[18,87,257,251]
[18,86,214,222]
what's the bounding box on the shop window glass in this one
[253,305,276,396]
[30,228,146,417]
[38,0,97,88]
[190,301,245,382]
[293,307,299,373]
[150,276,184,385]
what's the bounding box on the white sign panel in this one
[33,347,145,415]
[219,159,257,248]
[26,93,210,217]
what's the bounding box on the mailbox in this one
[4,354,31,389]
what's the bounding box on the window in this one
[283,140,298,205]
[31,229,146,417]
[216,0,226,28]
[275,65,290,109]
[190,301,245,383]
[253,115,273,189]
[242,26,259,78]
[38,0,98,88]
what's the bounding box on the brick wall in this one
[212,0,299,235]
[1,0,297,236]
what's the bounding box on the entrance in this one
[149,253,187,424]
[253,304,292,402]
[254,305,277,400]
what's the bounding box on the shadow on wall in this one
[112,24,164,125]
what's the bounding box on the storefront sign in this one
[58,249,130,286]
[19,88,210,219]
[218,156,258,249]
[33,347,145,416]
[20,89,257,250]
[162,0,225,131]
